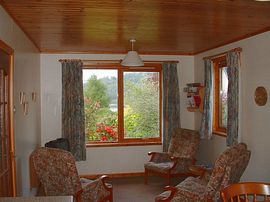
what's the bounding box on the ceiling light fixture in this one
[121,39,144,67]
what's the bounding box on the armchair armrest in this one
[98,175,112,191]
[98,175,113,202]
[75,189,83,202]
[155,186,178,202]
[148,151,157,157]
[81,175,113,202]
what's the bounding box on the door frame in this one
[0,39,16,196]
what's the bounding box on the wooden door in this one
[0,40,16,196]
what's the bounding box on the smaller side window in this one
[213,56,228,135]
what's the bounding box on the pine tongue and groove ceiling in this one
[1,0,270,55]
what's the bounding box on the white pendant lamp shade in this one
[121,39,144,67]
[121,50,144,66]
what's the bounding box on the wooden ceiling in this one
[1,0,270,55]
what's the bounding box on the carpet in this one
[111,176,183,202]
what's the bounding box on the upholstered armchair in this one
[144,128,200,185]
[30,147,113,202]
[155,143,251,202]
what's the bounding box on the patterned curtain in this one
[200,59,214,139]
[162,63,181,152]
[62,60,86,161]
[226,51,240,146]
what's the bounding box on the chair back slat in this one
[221,182,270,202]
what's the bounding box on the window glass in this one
[123,72,160,139]
[219,67,228,128]
[213,56,227,135]
[83,66,161,144]
[83,69,118,142]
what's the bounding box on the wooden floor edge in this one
[80,172,145,179]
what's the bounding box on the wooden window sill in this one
[86,142,162,147]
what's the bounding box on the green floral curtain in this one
[200,59,214,139]
[226,51,240,146]
[62,60,86,161]
[162,63,181,152]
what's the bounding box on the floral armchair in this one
[30,147,113,202]
[155,143,251,202]
[144,128,200,185]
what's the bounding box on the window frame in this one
[212,56,227,136]
[84,63,162,147]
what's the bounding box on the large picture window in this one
[83,65,162,145]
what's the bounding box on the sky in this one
[83,69,117,83]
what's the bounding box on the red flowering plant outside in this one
[96,123,118,142]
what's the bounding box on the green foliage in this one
[100,76,117,104]
[124,73,159,138]
[84,75,110,107]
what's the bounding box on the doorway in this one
[0,39,16,196]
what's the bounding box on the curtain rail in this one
[203,47,242,60]
[59,59,179,64]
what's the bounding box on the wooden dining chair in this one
[220,182,270,202]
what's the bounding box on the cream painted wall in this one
[194,31,270,182]
[40,54,195,175]
[0,6,41,196]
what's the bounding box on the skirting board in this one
[80,172,146,179]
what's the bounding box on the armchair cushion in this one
[156,177,207,202]
[145,162,174,174]
[148,152,171,163]
[145,157,193,174]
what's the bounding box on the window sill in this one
[86,141,162,147]
[213,131,227,137]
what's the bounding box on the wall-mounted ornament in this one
[19,92,26,104]
[32,92,37,102]
[19,91,37,116]
[23,101,29,116]
[254,86,267,106]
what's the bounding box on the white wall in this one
[40,54,195,175]
[194,31,270,182]
[0,6,41,196]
